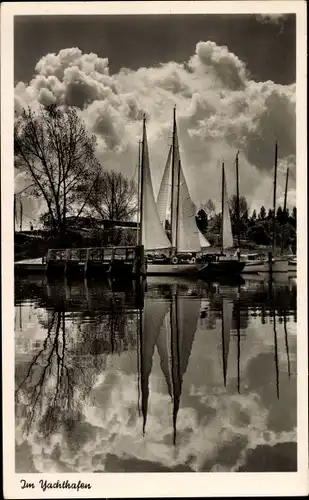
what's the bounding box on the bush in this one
[247,223,271,246]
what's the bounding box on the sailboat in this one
[234,152,269,273]
[138,110,208,275]
[199,163,245,277]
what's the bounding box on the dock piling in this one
[268,251,273,274]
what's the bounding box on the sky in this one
[14,13,296,223]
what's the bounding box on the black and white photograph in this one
[1,1,307,498]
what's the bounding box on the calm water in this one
[15,274,297,473]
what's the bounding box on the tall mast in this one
[283,166,289,215]
[139,116,146,247]
[136,140,142,246]
[14,194,16,231]
[175,158,181,254]
[221,163,225,254]
[235,151,241,252]
[281,166,289,255]
[170,106,176,256]
[272,142,278,255]
[19,199,23,232]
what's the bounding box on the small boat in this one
[199,163,245,278]
[269,257,289,273]
[138,109,209,276]
[242,253,289,273]
[240,253,268,273]
[288,256,297,268]
[201,253,245,276]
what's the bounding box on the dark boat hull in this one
[199,260,245,277]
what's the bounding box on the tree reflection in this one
[16,310,80,437]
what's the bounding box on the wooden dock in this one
[15,245,145,278]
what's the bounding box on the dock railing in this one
[45,245,145,277]
[46,246,137,263]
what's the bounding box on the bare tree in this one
[203,199,216,219]
[86,170,138,222]
[228,194,249,220]
[14,105,100,235]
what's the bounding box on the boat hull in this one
[242,260,267,273]
[199,260,245,277]
[146,262,204,276]
[289,259,297,269]
[264,258,290,273]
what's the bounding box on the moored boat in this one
[146,260,204,276]
[240,253,268,273]
[203,260,245,276]
[241,253,290,273]
[199,162,244,278]
[268,257,289,273]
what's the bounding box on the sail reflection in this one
[15,274,296,451]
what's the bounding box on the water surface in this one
[15,274,297,473]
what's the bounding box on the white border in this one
[1,2,307,498]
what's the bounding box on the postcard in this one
[1,1,307,498]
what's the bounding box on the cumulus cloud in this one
[256,14,289,25]
[255,14,291,34]
[14,42,296,223]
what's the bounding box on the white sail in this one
[141,121,172,251]
[176,161,203,253]
[156,112,211,254]
[198,229,211,248]
[222,166,234,249]
[156,145,172,225]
